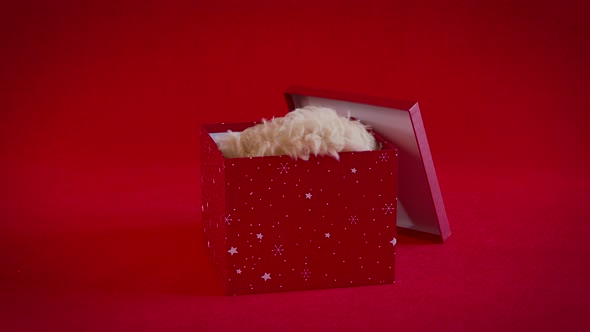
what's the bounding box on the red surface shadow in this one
[2,221,224,296]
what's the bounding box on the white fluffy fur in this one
[217,106,377,160]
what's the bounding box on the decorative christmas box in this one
[200,87,450,296]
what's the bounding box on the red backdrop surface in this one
[1,1,589,331]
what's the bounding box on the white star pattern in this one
[325,232,331,238]
[301,269,311,281]
[351,168,357,173]
[379,153,389,162]
[272,245,284,256]
[277,163,290,174]
[225,214,233,225]
[256,233,263,240]
[382,203,395,215]
[349,215,358,224]
[236,269,242,274]
[305,193,312,199]
[261,272,271,281]
[390,237,397,246]
[228,247,238,256]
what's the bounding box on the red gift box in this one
[200,87,450,295]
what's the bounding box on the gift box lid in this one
[284,86,451,242]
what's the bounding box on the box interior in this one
[209,128,388,150]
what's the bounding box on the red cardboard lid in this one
[285,86,450,242]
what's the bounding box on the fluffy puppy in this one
[217,106,376,160]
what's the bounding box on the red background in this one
[1,0,589,330]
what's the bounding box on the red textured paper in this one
[201,124,397,295]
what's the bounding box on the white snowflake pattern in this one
[256,233,263,241]
[379,153,389,162]
[272,244,285,256]
[225,214,233,225]
[349,215,358,224]
[277,163,290,174]
[390,237,397,246]
[382,203,395,215]
[301,268,311,281]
